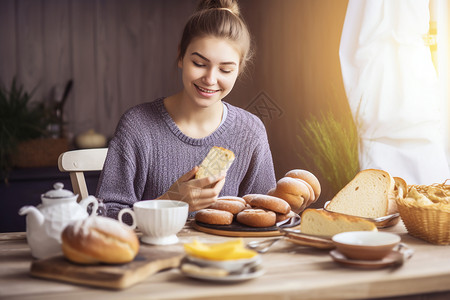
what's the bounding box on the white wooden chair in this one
[58,148,108,201]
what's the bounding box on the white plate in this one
[179,265,265,282]
[185,255,262,272]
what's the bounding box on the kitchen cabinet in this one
[0,167,100,232]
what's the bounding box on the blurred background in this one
[1,0,448,231]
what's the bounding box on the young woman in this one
[97,0,276,219]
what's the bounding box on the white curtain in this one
[339,0,450,185]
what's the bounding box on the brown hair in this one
[178,0,253,74]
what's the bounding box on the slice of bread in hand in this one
[326,169,394,218]
[195,146,235,179]
[300,209,377,238]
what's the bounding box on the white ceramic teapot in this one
[18,182,98,259]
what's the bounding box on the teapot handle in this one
[80,196,99,216]
[118,208,137,229]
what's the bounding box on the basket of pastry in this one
[396,180,450,245]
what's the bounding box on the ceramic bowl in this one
[133,200,189,245]
[185,254,262,273]
[332,231,401,261]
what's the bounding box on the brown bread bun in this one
[218,196,247,206]
[208,199,246,214]
[268,177,310,213]
[295,178,316,202]
[249,194,291,214]
[242,194,261,204]
[195,209,233,225]
[285,169,321,200]
[61,216,139,264]
[236,209,276,227]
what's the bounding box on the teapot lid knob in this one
[54,182,64,190]
[43,182,75,199]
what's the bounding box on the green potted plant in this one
[296,109,360,201]
[0,78,62,183]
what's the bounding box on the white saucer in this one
[179,265,265,282]
[329,249,404,269]
[140,234,178,245]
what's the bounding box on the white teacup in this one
[118,200,189,245]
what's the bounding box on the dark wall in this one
[0,0,350,232]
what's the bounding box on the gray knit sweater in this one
[96,97,276,219]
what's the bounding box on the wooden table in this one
[1,221,450,300]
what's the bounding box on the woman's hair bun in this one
[196,0,240,17]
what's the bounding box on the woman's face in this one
[179,36,241,108]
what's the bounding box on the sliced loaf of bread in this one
[300,209,377,238]
[326,169,395,218]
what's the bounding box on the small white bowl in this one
[332,231,401,261]
[185,255,262,273]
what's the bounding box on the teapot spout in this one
[19,206,44,227]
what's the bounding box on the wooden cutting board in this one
[30,247,183,290]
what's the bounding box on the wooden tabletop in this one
[1,221,450,300]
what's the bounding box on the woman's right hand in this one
[158,166,226,212]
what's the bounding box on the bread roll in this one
[242,194,262,204]
[249,194,291,214]
[268,177,309,213]
[326,169,394,218]
[61,216,139,264]
[285,169,321,199]
[388,177,407,215]
[208,199,245,214]
[300,209,377,238]
[195,146,235,179]
[236,209,276,227]
[218,196,246,205]
[195,209,233,225]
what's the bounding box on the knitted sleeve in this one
[96,109,149,220]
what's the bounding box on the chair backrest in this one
[58,148,108,201]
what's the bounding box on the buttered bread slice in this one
[300,209,377,238]
[326,169,395,218]
[195,146,235,179]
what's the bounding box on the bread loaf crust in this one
[300,208,377,237]
[61,216,139,264]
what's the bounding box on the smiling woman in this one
[97,0,276,221]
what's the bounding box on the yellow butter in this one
[184,239,257,261]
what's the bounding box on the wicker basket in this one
[11,138,69,168]
[396,182,450,245]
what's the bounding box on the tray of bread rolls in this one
[193,168,322,237]
[193,195,301,237]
